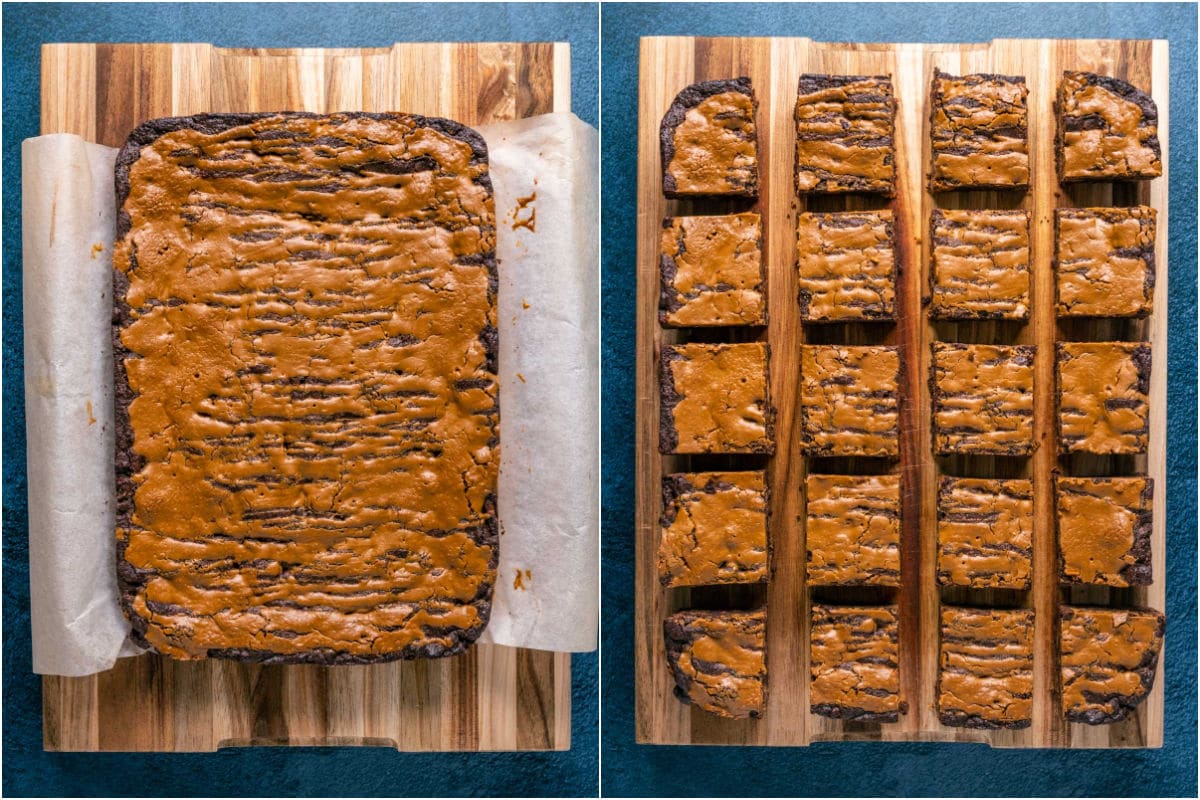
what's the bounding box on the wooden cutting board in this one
[39,41,571,752]
[635,37,1168,749]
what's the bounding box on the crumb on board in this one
[91,242,104,259]
[513,568,533,591]
[512,192,537,232]
[522,298,531,310]
[517,372,526,383]
[86,399,96,425]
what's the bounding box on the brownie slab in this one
[1056,206,1156,319]
[806,474,900,587]
[797,210,896,322]
[1058,71,1162,182]
[938,477,1033,590]
[794,74,896,196]
[660,212,765,327]
[1060,606,1165,725]
[811,605,905,722]
[938,607,1034,730]
[659,471,768,587]
[932,343,1035,456]
[1056,476,1153,587]
[929,69,1029,191]
[660,342,773,455]
[1057,342,1151,455]
[930,209,1030,320]
[664,608,767,719]
[661,77,758,198]
[800,345,900,457]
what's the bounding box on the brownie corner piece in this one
[794,74,895,196]
[660,212,765,327]
[806,473,900,587]
[1057,341,1151,455]
[1056,206,1156,319]
[929,68,1029,192]
[1056,475,1153,587]
[800,345,900,457]
[1058,70,1162,182]
[810,604,904,722]
[1060,605,1165,724]
[797,210,896,322]
[659,470,768,588]
[937,477,1033,589]
[938,606,1034,729]
[931,342,1035,456]
[930,208,1030,320]
[663,607,767,719]
[661,77,758,198]
[660,342,773,455]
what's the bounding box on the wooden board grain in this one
[635,37,1167,749]
[40,40,572,753]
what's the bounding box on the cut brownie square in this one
[938,606,1034,730]
[663,608,767,719]
[1057,342,1150,455]
[660,342,773,455]
[1056,476,1153,587]
[811,605,905,722]
[1060,606,1165,724]
[1056,206,1156,319]
[659,471,768,588]
[938,477,1033,590]
[931,343,1035,456]
[929,69,1029,191]
[661,77,758,198]
[660,212,765,327]
[794,74,895,195]
[800,345,900,457]
[930,209,1030,320]
[806,474,900,587]
[797,210,896,322]
[1058,71,1162,182]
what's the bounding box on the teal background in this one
[600,3,1197,797]
[2,3,597,797]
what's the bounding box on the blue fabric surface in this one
[600,3,1197,797]
[1,3,597,797]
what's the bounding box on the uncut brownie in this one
[806,474,900,587]
[660,342,773,455]
[931,343,1035,456]
[800,345,900,457]
[797,210,895,322]
[1056,476,1153,587]
[1058,71,1162,182]
[661,77,758,198]
[928,69,1029,192]
[113,112,498,662]
[660,212,765,327]
[930,209,1030,320]
[794,74,896,196]
[938,606,1035,730]
[659,471,768,588]
[938,477,1033,590]
[664,608,767,719]
[810,605,905,722]
[1060,606,1165,725]
[1056,206,1156,318]
[1057,342,1151,455]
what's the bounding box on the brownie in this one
[800,345,900,457]
[938,606,1035,730]
[928,69,1029,191]
[1060,606,1165,724]
[660,342,773,455]
[806,474,900,587]
[661,77,758,198]
[930,209,1030,320]
[660,212,765,327]
[797,210,896,322]
[1057,71,1162,182]
[931,343,1035,456]
[810,605,905,722]
[1057,342,1151,455]
[113,112,498,663]
[794,74,895,196]
[937,477,1033,590]
[1056,206,1156,318]
[663,608,767,719]
[1056,476,1153,587]
[659,471,768,588]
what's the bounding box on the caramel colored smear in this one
[662,342,772,455]
[806,474,900,587]
[1057,206,1155,318]
[1060,606,1164,724]
[938,607,1034,729]
[660,212,764,327]
[801,345,899,457]
[1060,71,1162,181]
[114,114,498,660]
[937,478,1033,590]
[1057,477,1152,587]
[663,608,766,719]
[1057,342,1150,455]
[797,210,895,322]
[664,87,758,196]
[929,70,1028,191]
[930,209,1030,320]
[794,74,895,195]
[810,605,903,720]
[658,471,767,587]
[933,343,1035,456]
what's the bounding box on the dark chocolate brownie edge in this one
[1121,478,1154,586]
[812,703,902,724]
[939,710,1031,730]
[660,77,756,199]
[658,346,684,453]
